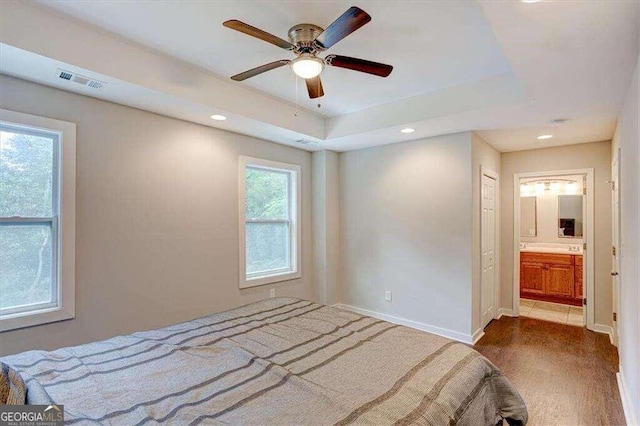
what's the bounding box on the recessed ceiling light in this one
[211,114,227,121]
[401,128,415,134]
[537,134,553,140]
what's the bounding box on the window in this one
[0,109,76,331]
[239,157,301,288]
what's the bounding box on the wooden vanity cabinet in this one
[574,255,583,300]
[520,252,583,306]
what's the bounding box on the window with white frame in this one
[239,157,301,288]
[0,109,76,332]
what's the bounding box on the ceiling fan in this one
[223,7,393,99]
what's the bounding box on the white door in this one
[612,151,621,346]
[481,174,497,328]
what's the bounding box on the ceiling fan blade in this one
[326,55,393,77]
[313,7,371,50]
[305,76,324,99]
[223,20,295,50]
[231,60,291,81]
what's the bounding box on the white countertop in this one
[519,242,583,255]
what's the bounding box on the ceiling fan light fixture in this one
[291,55,324,79]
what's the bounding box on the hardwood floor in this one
[475,316,625,426]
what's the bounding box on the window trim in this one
[0,109,76,332]
[239,156,301,288]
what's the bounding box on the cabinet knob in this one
[611,271,619,276]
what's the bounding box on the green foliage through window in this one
[245,166,291,275]
[245,167,288,220]
[0,128,56,311]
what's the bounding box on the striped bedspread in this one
[1,298,527,425]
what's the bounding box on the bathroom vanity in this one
[520,249,583,306]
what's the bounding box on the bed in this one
[1,298,527,425]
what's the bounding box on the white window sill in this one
[0,307,75,332]
[240,270,302,289]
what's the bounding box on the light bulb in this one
[551,181,560,192]
[291,55,324,79]
[536,182,545,193]
[520,183,530,195]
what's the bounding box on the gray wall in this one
[0,75,314,356]
[500,141,612,326]
[312,150,340,305]
[339,132,474,337]
[612,53,639,423]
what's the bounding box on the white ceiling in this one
[30,0,511,118]
[0,0,638,152]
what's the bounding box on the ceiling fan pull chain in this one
[294,74,299,117]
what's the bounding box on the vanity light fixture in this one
[400,128,415,134]
[567,181,578,193]
[537,134,553,140]
[521,0,541,3]
[521,178,580,194]
[211,114,227,121]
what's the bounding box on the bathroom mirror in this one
[520,196,537,237]
[558,195,583,237]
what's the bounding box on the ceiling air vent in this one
[58,71,73,80]
[295,139,320,146]
[57,69,106,90]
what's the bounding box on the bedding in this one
[1,298,527,425]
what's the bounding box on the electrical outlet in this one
[269,288,276,298]
[385,291,392,302]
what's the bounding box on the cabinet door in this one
[575,280,583,299]
[545,264,575,298]
[521,262,545,295]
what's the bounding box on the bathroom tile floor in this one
[520,298,584,326]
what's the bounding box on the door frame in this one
[480,166,500,328]
[513,168,595,330]
[611,148,621,346]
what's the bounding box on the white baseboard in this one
[497,308,516,319]
[592,323,615,345]
[332,303,477,345]
[617,366,638,426]
[471,328,485,344]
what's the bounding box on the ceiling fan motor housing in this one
[288,24,324,51]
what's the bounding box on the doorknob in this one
[611,271,619,276]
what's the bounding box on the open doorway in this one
[513,169,595,329]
